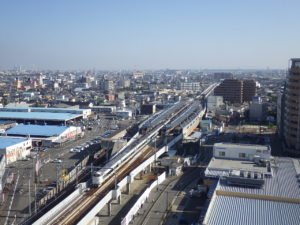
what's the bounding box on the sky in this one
[0,0,300,70]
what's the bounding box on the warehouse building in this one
[5,124,83,147]
[0,120,17,130]
[0,137,32,164]
[0,107,91,125]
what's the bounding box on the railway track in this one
[47,145,154,225]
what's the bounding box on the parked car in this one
[51,159,62,163]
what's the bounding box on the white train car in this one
[92,125,161,186]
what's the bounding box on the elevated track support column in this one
[112,186,121,204]
[107,201,112,216]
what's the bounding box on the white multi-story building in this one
[180,82,202,91]
[207,96,224,110]
[213,143,271,161]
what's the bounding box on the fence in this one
[121,172,166,225]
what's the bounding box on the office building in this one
[243,79,256,101]
[283,58,300,154]
[249,97,267,122]
[214,79,243,103]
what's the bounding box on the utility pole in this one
[28,173,31,216]
[166,191,169,211]
[34,183,37,214]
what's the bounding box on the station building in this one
[0,137,32,164]
[5,124,83,147]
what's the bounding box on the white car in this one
[52,159,62,163]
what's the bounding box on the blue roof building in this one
[0,137,29,149]
[6,124,69,137]
[0,137,32,164]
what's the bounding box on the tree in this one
[1,97,8,107]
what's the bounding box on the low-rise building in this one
[116,109,133,120]
[141,104,156,115]
[202,143,300,225]
[6,124,82,147]
[213,143,271,160]
[207,96,223,111]
[0,137,32,164]
[90,106,117,114]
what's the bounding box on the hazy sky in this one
[1,0,299,70]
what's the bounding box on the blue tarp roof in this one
[0,112,80,121]
[0,137,28,149]
[6,124,69,137]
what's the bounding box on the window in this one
[239,153,246,158]
[219,151,225,157]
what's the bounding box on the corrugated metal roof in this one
[0,137,28,149]
[204,195,300,225]
[0,111,80,121]
[6,124,69,137]
[217,157,300,200]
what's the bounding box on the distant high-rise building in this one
[180,82,202,91]
[283,58,300,154]
[249,97,267,122]
[213,72,233,80]
[38,74,43,86]
[104,80,114,91]
[243,79,256,102]
[214,79,243,103]
[132,72,144,79]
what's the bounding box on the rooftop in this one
[0,120,15,125]
[0,137,28,149]
[214,142,269,151]
[217,157,300,200]
[206,158,269,176]
[0,111,81,121]
[204,195,300,225]
[1,107,87,112]
[6,124,69,137]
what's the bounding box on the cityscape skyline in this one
[1,1,299,70]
